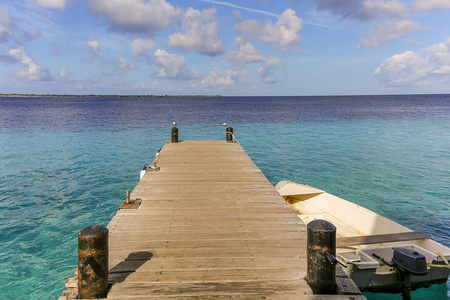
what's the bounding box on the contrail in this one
[199,0,360,33]
[199,0,279,17]
[303,21,362,33]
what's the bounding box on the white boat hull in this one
[275,181,450,293]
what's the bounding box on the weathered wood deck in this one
[101,140,364,299]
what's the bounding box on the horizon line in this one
[1,93,449,98]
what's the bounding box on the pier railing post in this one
[226,127,233,142]
[78,225,109,299]
[307,219,337,294]
[172,127,178,143]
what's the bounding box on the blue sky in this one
[0,0,450,96]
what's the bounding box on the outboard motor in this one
[372,247,429,300]
[392,247,428,275]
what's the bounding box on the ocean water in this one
[0,95,448,299]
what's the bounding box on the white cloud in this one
[232,10,242,20]
[84,73,100,83]
[86,0,180,33]
[425,38,450,65]
[311,1,417,47]
[104,79,126,87]
[168,7,224,56]
[86,40,102,62]
[233,9,302,52]
[414,0,450,11]
[358,20,425,48]
[233,19,263,41]
[260,9,302,52]
[374,51,430,85]
[312,0,411,21]
[0,7,15,42]
[359,0,411,20]
[313,0,361,19]
[131,38,155,57]
[431,65,450,75]
[150,49,200,80]
[7,46,52,81]
[59,67,74,81]
[374,38,450,86]
[201,68,238,87]
[227,38,265,65]
[258,57,283,84]
[133,82,147,89]
[132,81,158,89]
[34,0,71,10]
[227,38,283,84]
[116,55,137,72]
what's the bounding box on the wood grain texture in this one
[105,141,361,299]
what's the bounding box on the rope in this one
[227,130,240,145]
[427,252,450,269]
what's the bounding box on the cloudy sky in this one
[1,0,450,96]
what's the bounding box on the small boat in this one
[140,164,148,180]
[275,181,450,294]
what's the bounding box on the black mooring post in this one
[226,127,233,142]
[307,219,337,294]
[78,225,109,299]
[171,127,178,143]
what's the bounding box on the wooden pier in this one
[61,139,365,299]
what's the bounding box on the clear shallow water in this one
[0,95,449,299]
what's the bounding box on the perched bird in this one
[173,121,177,126]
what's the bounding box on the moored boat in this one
[275,180,450,294]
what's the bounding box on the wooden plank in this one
[108,231,304,241]
[336,265,349,279]
[336,231,429,247]
[336,277,362,295]
[106,224,306,234]
[108,247,307,261]
[107,295,366,300]
[98,140,361,299]
[107,280,310,297]
[109,268,303,284]
[109,257,307,274]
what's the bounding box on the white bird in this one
[173,121,177,126]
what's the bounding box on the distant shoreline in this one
[0,94,222,98]
[2,93,449,98]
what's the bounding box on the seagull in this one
[173,120,177,126]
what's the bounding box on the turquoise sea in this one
[0,95,449,299]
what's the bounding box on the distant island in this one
[0,94,222,97]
